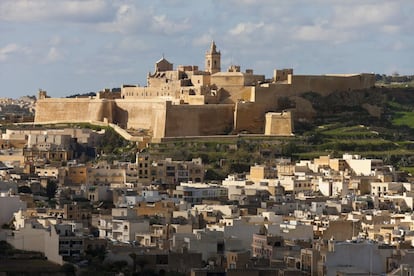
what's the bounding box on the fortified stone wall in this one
[265,111,293,136]
[243,73,265,86]
[164,104,234,137]
[211,73,245,87]
[34,71,375,140]
[34,98,114,123]
[121,85,179,99]
[233,85,289,134]
[288,74,375,96]
[219,86,254,104]
[234,101,268,134]
[114,99,168,138]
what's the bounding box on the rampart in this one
[265,111,293,136]
[113,99,168,138]
[34,98,114,123]
[234,101,268,134]
[288,73,375,96]
[33,40,375,142]
[164,104,234,137]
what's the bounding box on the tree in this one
[204,169,225,181]
[136,257,149,273]
[46,180,58,199]
[18,185,32,194]
[60,263,76,276]
[129,252,138,273]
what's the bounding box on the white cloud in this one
[0,0,111,22]
[332,3,401,29]
[294,24,355,43]
[97,3,152,34]
[382,25,401,34]
[97,3,191,36]
[288,1,411,44]
[193,33,215,47]
[117,37,150,52]
[151,14,191,34]
[45,47,63,63]
[229,22,265,36]
[0,44,20,61]
[49,36,63,46]
[0,43,30,61]
[391,41,406,51]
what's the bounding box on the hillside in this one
[147,86,414,178]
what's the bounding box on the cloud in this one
[97,3,145,33]
[0,44,20,61]
[151,14,191,34]
[116,37,150,53]
[97,3,191,36]
[332,3,401,29]
[193,33,215,47]
[0,43,30,61]
[287,1,412,44]
[45,47,64,63]
[49,36,63,46]
[294,24,355,43]
[0,0,111,23]
[390,41,406,51]
[229,22,265,36]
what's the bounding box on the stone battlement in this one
[35,42,375,141]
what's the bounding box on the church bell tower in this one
[205,41,221,74]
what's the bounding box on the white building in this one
[7,222,88,265]
[343,154,383,176]
[173,182,227,204]
[324,241,393,276]
[0,191,26,226]
[317,177,348,197]
[371,182,404,196]
[112,219,149,243]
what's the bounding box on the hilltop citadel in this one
[3,43,414,275]
[35,42,375,141]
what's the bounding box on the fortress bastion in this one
[34,42,375,141]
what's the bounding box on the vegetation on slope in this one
[147,86,414,178]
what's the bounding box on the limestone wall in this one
[232,84,290,133]
[265,112,293,136]
[234,102,267,133]
[114,99,168,138]
[288,74,375,96]
[211,72,245,87]
[164,104,234,137]
[243,73,265,86]
[121,85,177,99]
[34,98,114,123]
[0,154,25,164]
[33,73,375,139]
[219,86,254,104]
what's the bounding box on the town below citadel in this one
[1,42,414,275]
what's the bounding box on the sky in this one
[1,0,413,98]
